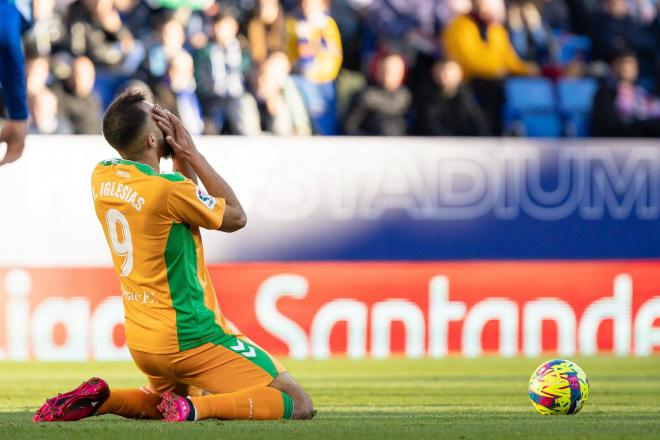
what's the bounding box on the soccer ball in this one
[528,359,589,415]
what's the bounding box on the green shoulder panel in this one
[158,172,186,182]
[98,158,186,182]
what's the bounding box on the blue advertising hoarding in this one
[0,137,657,265]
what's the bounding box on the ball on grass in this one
[529,359,589,415]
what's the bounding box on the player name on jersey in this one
[97,181,145,212]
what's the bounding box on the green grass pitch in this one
[1,357,659,439]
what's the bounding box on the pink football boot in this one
[33,377,110,422]
[157,392,196,422]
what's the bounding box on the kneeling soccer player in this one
[34,90,314,422]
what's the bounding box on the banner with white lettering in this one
[0,136,658,265]
[0,137,658,359]
[0,263,658,360]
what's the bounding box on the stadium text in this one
[320,146,660,222]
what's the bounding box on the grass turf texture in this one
[0,357,659,439]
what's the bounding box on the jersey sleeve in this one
[166,178,226,230]
[0,3,28,120]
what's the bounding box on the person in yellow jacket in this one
[441,0,539,134]
[286,0,342,84]
[285,0,342,134]
[442,0,538,81]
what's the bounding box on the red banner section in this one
[0,261,659,361]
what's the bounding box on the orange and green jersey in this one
[91,158,234,354]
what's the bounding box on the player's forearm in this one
[188,152,245,212]
[173,156,198,184]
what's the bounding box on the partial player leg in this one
[180,371,314,421]
[96,375,206,419]
[155,337,315,421]
[160,384,293,421]
[96,350,201,420]
[96,386,162,419]
[35,349,201,422]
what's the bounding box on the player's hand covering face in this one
[152,106,198,161]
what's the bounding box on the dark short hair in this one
[213,8,240,24]
[610,48,637,64]
[102,89,148,152]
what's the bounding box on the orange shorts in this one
[129,334,286,396]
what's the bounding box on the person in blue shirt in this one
[0,0,31,166]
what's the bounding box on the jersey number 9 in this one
[105,209,134,277]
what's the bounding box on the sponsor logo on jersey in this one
[197,188,216,209]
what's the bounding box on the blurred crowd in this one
[3,0,660,137]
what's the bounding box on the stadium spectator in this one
[442,0,538,81]
[286,0,343,135]
[28,88,74,135]
[8,0,656,141]
[254,51,312,135]
[328,0,371,72]
[194,12,261,135]
[588,0,659,85]
[142,17,187,81]
[442,0,539,134]
[154,51,205,135]
[592,50,660,137]
[415,60,490,136]
[344,52,411,136]
[26,56,51,96]
[507,0,552,64]
[54,55,103,134]
[248,0,288,66]
[65,0,136,68]
[24,0,67,57]
[365,0,447,54]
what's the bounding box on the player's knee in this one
[291,393,315,420]
[270,372,315,420]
